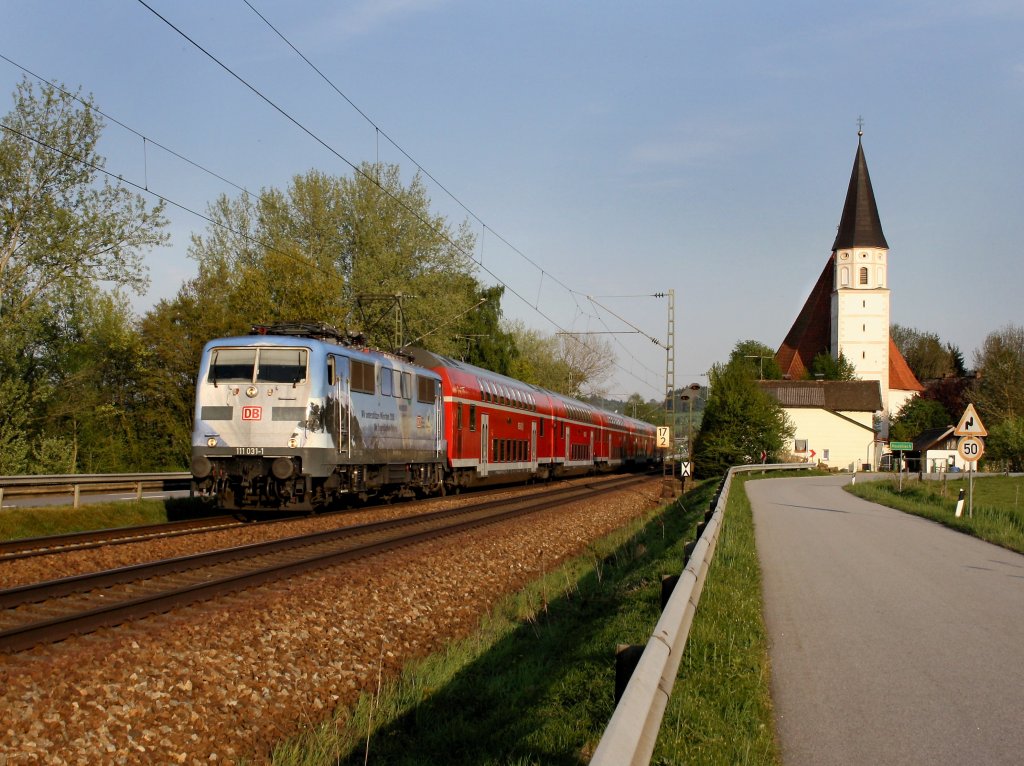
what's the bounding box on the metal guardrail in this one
[590,462,814,766]
[0,472,191,508]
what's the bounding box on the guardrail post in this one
[73,484,80,509]
[661,574,680,610]
[0,487,4,507]
[136,481,143,501]
[614,644,646,704]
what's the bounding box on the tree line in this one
[0,78,626,475]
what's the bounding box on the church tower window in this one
[859,267,869,285]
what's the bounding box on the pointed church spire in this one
[831,131,888,251]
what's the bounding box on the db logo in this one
[241,406,262,421]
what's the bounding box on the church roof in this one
[889,337,924,392]
[759,380,882,412]
[832,137,888,251]
[776,258,833,381]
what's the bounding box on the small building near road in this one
[759,380,882,471]
[913,426,967,473]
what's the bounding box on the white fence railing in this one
[590,462,813,766]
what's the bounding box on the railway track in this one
[0,475,650,652]
[0,515,244,562]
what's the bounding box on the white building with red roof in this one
[774,132,922,442]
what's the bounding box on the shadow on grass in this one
[331,482,718,766]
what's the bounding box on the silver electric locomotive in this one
[190,323,445,513]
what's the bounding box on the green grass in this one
[846,475,1024,554]
[268,474,786,766]
[0,496,215,542]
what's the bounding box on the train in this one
[189,322,659,514]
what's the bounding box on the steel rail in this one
[0,474,650,652]
[590,463,813,766]
[0,515,241,562]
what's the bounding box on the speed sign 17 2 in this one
[957,435,985,463]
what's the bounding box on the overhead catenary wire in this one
[2,8,665,398]
[130,1,664,396]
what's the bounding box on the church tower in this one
[775,131,922,434]
[830,130,891,412]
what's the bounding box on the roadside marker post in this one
[954,488,965,518]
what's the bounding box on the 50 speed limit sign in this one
[957,435,985,463]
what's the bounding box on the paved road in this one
[749,474,1024,765]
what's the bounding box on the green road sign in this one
[890,441,913,450]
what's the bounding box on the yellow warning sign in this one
[954,403,987,437]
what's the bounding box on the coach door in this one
[480,413,489,477]
[531,422,538,468]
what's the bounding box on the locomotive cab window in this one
[209,347,307,385]
[401,371,413,400]
[209,348,256,384]
[256,348,307,384]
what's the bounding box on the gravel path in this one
[1,477,662,764]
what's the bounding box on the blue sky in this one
[3,1,1022,401]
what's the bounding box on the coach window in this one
[456,403,463,430]
[401,371,412,399]
[539,418,545,437]
[469,404,477,431]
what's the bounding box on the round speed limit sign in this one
[957,435,985,463]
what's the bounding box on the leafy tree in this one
[506,320,571,393]
[809,351,858,381]
[889,397,950,442]
[445,285,519,376]
[693,358,794,478]
[0,77,168,473]
[986,416,1024,472]
[920,376,972,425]
[973,324,1024,424]
[891,324,963,380]
[504,320,615,397]
[0,77,167,356]
[729,340,781,380]
[186,165,481,358]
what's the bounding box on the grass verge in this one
[268,474,781,766]
[846,475,1024,554]
[0,496,214,542]
[653,472,780,765]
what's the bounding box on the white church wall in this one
[784,408,876,472]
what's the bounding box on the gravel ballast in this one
[0,478,665,764]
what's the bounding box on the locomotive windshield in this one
[209,347,308,385]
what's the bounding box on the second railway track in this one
[0,474,651,653]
